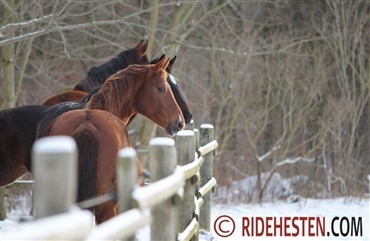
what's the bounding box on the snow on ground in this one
[2,197,367,240]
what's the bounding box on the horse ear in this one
[135,39,144,48]
[167,55,177,73]
[158,54,166,61]
[135,39,148,56]
[153,56,170,73]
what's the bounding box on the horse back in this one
[37,101,85,139]
[42,90,88,106]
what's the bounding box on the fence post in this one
[199,124,214,231]
[185,119,194,130]
[193,128,200,241]
[117,147,137,213]
[0,187,6,220]
[194,129,199,151]
[149,137,177,241]
[32,136,78,219]
[176,130,196,239]
[117,147,137,241]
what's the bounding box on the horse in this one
[37,54,192,138]
[41,41,192,124]
[41,56,184,223]
[41,39,149,106]
[0,55,192,188]
[0,105,48,187]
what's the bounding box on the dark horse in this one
[41,39,149,106]
[0,105,48,186]
[41,57,183,223]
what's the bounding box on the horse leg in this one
[0,127,30,187]
[135,156,145,186]
[93,201,118,224]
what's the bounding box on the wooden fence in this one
[2,123,218,240]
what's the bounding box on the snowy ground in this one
[1,197,368,240]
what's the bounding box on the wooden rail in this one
[2,123,218,240]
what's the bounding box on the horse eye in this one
[158,87,165,92]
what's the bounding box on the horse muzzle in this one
[166,117,184,136]
[183,111,192,125]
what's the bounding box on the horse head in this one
[136,56,184,136]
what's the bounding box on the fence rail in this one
[2,122,218,241]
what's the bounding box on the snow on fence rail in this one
[3,123,218,241]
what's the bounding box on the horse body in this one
[47,109,129,221]
[0,105,47,186]
[44,57,183,223]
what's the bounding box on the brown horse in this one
[41,40,149,106]
[37,55,191,141]
[41,56,183,223]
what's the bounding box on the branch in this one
[258,156,302,202]
[169,0,229,54]
[0,0,17,17]
[256,145,282,162]
[0,1,177,47]
[179,35,333,56]
[52,19,70,59]
[0,20,121,46]
[275,156,302,167]
[0,14,53,31]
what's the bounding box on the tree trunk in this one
[1,0,16,109]
[136,1,197,153]
[135,0,159,165]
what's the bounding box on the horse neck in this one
[85,72,143,124]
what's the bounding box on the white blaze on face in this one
[168,74,178,85]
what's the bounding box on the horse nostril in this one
[177,121,184,130]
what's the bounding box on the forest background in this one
[1,0,369,202]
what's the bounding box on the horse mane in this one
[74,45,149,92]
[85,64,152,118]
[81,87,100,103]
[86,48,139,82]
